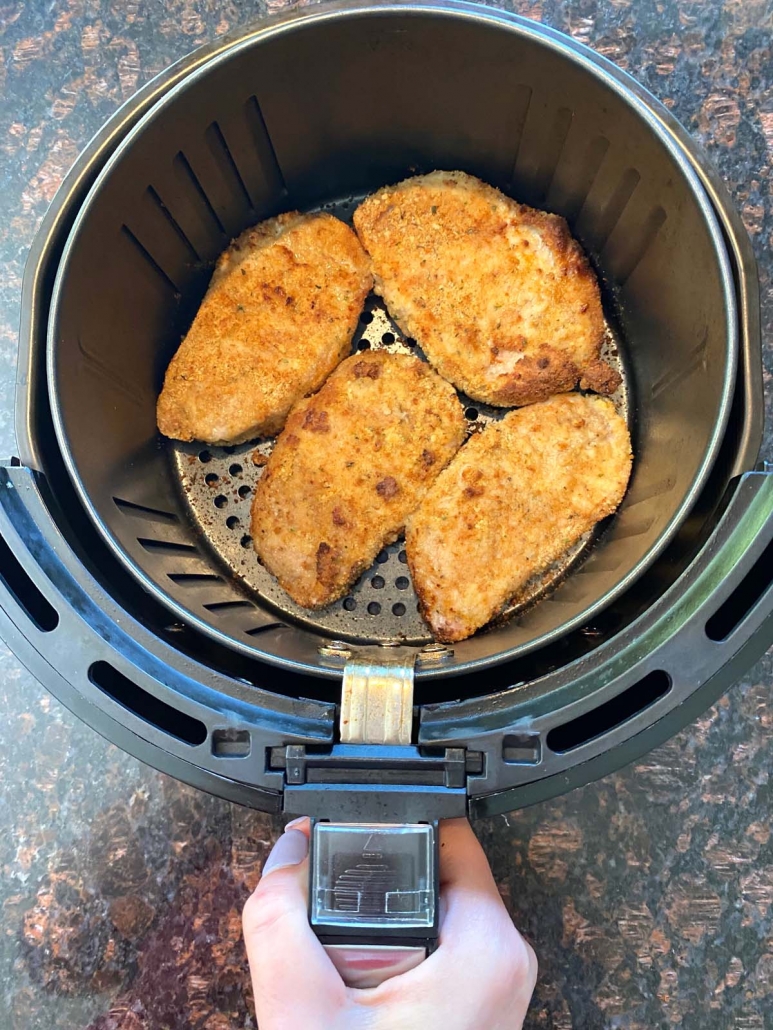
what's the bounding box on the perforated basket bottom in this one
[171,203,629,646]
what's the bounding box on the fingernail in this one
[262,828,309,877]
[284,816,307,831]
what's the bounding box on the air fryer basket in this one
[48,2,737,678]
[1,2,771,820]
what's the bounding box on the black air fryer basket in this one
[3,1,773,830]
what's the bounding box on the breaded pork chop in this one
[406,394,632,642]
[251,351,466,609]
[157,212,372,445]
[354,171,618,407]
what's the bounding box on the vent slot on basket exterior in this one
[502,733,542,765]
[706,535,773,642]
[212,728,251,757]
[546,670,671,754]
[89,660,207,745]
[0,533,59,632]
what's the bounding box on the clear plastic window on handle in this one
[311,823,436,931]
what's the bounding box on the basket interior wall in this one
[50,11,734,671]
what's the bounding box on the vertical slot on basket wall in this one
[244,95,287,202]
[205,121,255,215]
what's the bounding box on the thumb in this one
[243,826,346,1028]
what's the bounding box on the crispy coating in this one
[251,351,466,608]
[579,359,622,395]
[406,394,633,642]
[157,212,372,444]
[354,171,611,407]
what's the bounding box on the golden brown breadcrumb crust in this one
[406,394,632,642]
[354,171,613,407]
[157,211,372,444]
[579,359,623,395]
[251,351,466,608]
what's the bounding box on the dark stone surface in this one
[0,0,771,1027]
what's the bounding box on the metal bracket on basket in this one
[340,648,416,745]
[277,645,470,821]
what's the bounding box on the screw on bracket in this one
[318,639,352,662]
[416,643,454,665]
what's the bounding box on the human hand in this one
[243,817,537,1029]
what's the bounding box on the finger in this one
[361,821,536,1028]
[439,817,502,893]
[434,820,534,988]
[438,818,515,944]
[284,815,311,836]
[243,829,346,1028]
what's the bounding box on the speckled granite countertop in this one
[0,1,771,1027]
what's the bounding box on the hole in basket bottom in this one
[0,532,59,632]
[89,660,207,746]
[546,670,671,754]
